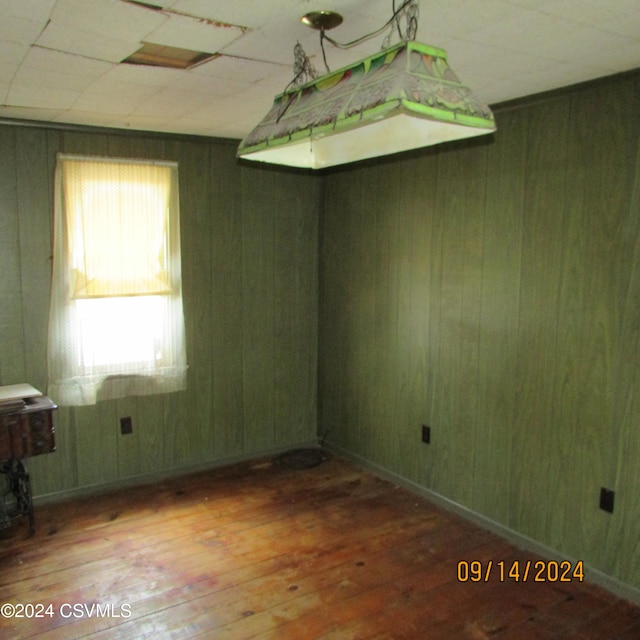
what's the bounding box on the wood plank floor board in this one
[18,503,453,636]
[2,468,393,589]
[1,456,637,639]
[565,599,640,639]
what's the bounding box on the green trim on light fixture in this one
[237,40,494,169]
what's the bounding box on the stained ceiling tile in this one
[168,0,276,29]
[144,11,245,54]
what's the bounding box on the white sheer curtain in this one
[47,154,187,406]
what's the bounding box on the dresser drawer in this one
[0,397,57,460]
[0,414,17,459]
[25,410,56,456]
[0,388,56,534]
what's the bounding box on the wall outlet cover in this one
[120,416,133,435]
[599,487,614,513]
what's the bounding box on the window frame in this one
[47,154,188,407]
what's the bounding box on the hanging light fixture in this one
[237,1,496,169]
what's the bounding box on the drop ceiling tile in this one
[219,13,391,74]
[503,62,595,100]
[220,31,299,66]
[0,15,49,45]
[166,120,218,138]
[200,95,270,138]
[71,90,142,116]
[168,102,220,125]
[94,62,179,89]
[457,10,553,55]
[82,75,165,102]
[169,0,271,28]
[600,40,640,74]
[547,26,638,72]
[231,72,295,103]
[191,55,287,83]
[0,0,56,22]
[6,83,79,110]
[148,87,215,105]
[13,47,113,91]
[0,103,65,123]
[424,0,521,42]
[46,0,168,44]
[54,109,171,133]
[130,87,212,118]
[169,71,250,96]
[144,11,245,54]
[118,114,177,132]
[534,0,640,40]
[0,41,29,82]
[171,99,254,138]
[548,24,635,71]
[36,22,141,62]
[53,109,130,129]
[465,7,638,71]
[147,0,179,5]
[503,0,559,8]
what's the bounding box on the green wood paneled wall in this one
[2,70,640,597]
[0,125,319,494]
[319,72,640,591]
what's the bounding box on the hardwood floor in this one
[1,454,639,639]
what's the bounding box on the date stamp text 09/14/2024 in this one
[457,560,584,583]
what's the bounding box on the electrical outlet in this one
[599,487,614,514]
[421,424,431,444]
[120,416,133,435]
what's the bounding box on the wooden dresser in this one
[1,384,57,534]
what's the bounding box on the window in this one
[47,154,187,406]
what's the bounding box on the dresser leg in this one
[1,458,35,535]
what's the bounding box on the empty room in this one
[1,0,640,638]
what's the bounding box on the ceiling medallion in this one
[300,10,343,31]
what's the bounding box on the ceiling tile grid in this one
[0,0,638,138]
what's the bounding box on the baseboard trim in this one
[326,443,640,607]
[33,439,319,506]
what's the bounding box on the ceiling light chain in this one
[319,0,417,52]
[296,0,419,76]
[292,42,318,88]
[382,0,419,49]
